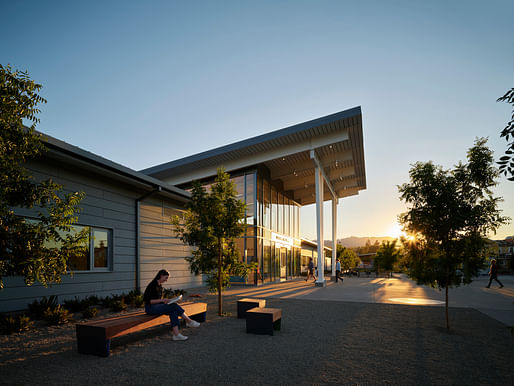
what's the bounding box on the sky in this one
[2,0,514,241]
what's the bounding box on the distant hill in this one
[322,236,512,249]
[331,236,396,248]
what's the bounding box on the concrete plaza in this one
[221,273,514,326]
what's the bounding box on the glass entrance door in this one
[280,247,287,280]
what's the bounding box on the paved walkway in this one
[219,273,514,326]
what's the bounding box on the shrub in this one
[124,290,144,308]
[63,297,90,313]
[86,295,100,306]
[109,298,127,312]
[100,296,111,308]
[81,307,98,319]
[0,314,34,334]
[43,305,73,325]
[100,295,116,309]
[28,296,58,319]
[174,289,186,296]
[130,294,144,308]
[162,288,173,298]
[163,288,186,299]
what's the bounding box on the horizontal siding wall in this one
[139,200,204,292]
[0,158,140,312]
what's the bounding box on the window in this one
[22,217,112,272]
[271,186,278,232]
[245,173,255,226]
[262,179,270,230]
[68,227,112,272]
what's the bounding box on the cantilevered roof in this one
[141,106,366,205]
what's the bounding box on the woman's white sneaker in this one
[172,333,188,341]
[186,320,200,328]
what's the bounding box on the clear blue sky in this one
[2,0,513,240]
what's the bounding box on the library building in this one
[1,106,365,312]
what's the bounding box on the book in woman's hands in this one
[166,294,183,304]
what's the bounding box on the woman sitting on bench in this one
[143,269,200,341]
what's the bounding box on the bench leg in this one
[247,313,277,335]
[76,325,111,357]
[190,311,206,323]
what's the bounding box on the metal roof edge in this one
[300,238,333,251]
[39,132,191,200]
[140,106,362,176]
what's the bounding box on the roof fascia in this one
[40,132,190,202]
[141,106,361,176]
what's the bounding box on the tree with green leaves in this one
[336,244,360,271]
[497,88,514,180]
[374,240,401,277]
[0,64,87,289]
[398,138,509,330]
[172,168,254,316]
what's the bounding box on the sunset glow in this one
[386,223,406,239]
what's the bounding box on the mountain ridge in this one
[323,236,396,248]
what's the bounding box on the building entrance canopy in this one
[142,106,366,286]
[141,106,366,205]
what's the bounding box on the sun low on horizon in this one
[386,222,407,240]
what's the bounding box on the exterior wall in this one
[0,157,138,312]
[0,156,194,312]
[139,199,202,291]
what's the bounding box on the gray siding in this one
[1,157,194,312]
[139,200,203,292]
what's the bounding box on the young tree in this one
[0,64,87,289]
[398,138,509,330]
[336,244,360,270]
[497,88,514,180]
[374,240,401,277]
[172,168,254,316]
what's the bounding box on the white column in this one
[315,166,326,286]
[331,198,337,280]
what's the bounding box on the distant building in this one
[357,252,376,269]
[493,237,514,273]
[301,239,333,275]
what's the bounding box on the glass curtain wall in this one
[232,170,302,284]
[199,169,301,285]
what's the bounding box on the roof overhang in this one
[141,106,366,205]
[39,132,191,203]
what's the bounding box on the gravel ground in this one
[1,293,513,385]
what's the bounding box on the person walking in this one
[143,269,201,341]
[335,258,343,283]
[485,259,504,288]
[305,258,316,282]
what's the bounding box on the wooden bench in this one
[246,307,282,335]
[237,298,266,319]
[76,301,207,357]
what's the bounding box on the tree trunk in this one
[218,237,223,316]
